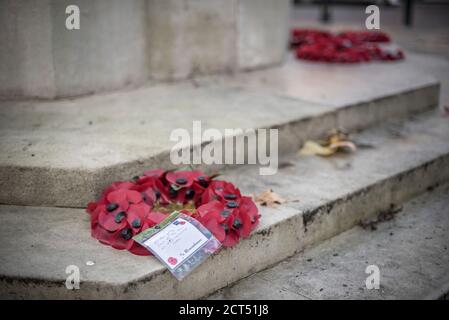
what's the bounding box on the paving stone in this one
[209,183,449,299]
[208,274,308,300]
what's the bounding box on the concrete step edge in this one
[208,183,449,300]
[0,81,440,208]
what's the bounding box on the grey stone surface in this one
[1,110,449,299]
[208,274,308,300]
[199,52,441,107]
[0,0,55,98]
[0,0,148,99]
[50,0,148,98]
[146,0,236,80]
[0,0,292,98]
[0,56,440,207]
[209,183,449,300]
[237,0,290,70]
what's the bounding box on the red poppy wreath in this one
[291,29,404,63]
[86,169,260,256]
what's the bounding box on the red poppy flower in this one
[166,170,196,187]
[143,168,165,179]
[132,177,170,206]
[201,180,242,205]
[194,195,260,248]
[196,201,232,243]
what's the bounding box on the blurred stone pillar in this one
[146,0,291,80]
[0,0,291,99]
[0,0,148,99]
[146,0,237,80]
[238,0,291,70]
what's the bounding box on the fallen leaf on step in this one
[298,129,357,157]
[299,140,335,156]
[254,189,286,208]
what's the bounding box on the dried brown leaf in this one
[299,140,335,156]
[298,129,357,157]
[329,140,357,153]
[254,189,286,208]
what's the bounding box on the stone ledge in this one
[1,110,449,299]
[0,60,440,207]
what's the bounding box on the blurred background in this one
[292,0,449,58]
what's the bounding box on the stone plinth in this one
[0,0,291,99]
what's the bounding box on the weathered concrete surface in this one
[237,0,290,70]
[146,0,236,80]
[208,273,309,300]
[209,183,449,300]
[51,0,148,98]
[1,110,449,299]
[0,84,330,207]
[0,0,55,98]
[0,62,439,207]
[199,52,442,108]
[0,0,148,99]
[0,0,291,98]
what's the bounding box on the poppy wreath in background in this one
[86,169,260,256]
[291,29,404,63]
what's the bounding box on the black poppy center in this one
[220,210,230,218]
[224,194,237,200]
[222,223,229,233]
[226,201,239,209]
[185,189,195,199]
[121,228,133,240]
[198,176,209,187]
[107,203,119,212]
[233,218,243,229]
[131,218,141,228]
[175,178,187,185]
[169,187,178,198]
[114,211,126,223]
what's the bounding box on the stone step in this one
[0,53,440,208]
[208,183,449,300]
[1,110,448,299]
